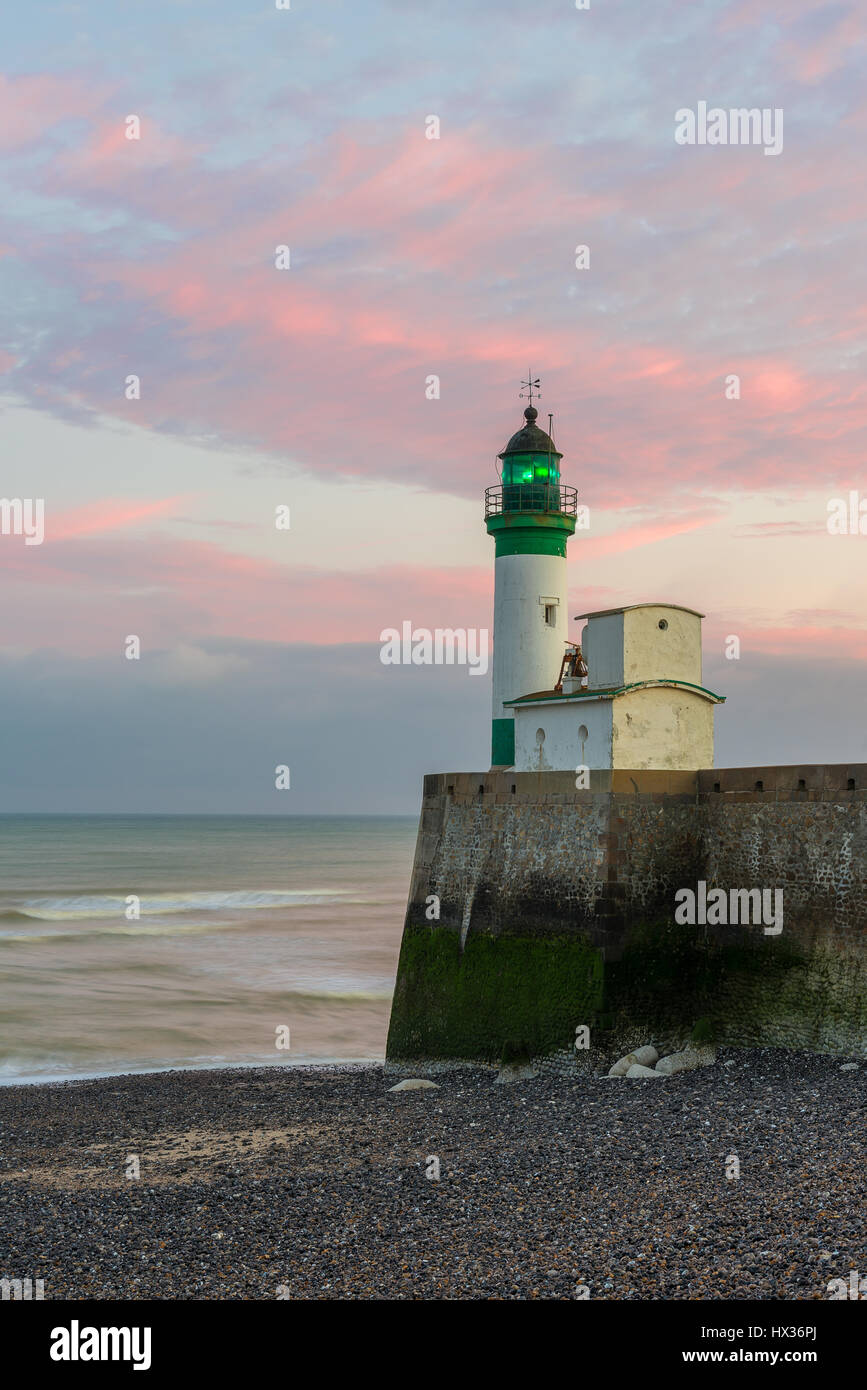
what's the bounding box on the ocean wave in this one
[0,920,247,944]
[0,888,354,923]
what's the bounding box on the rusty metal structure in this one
[554,642,588,693]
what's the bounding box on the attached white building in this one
[506,603,724,772]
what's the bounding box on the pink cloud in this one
[0,530,493,654]
[2,496,864,670]
[57,116,197,183]
[7,522,863,667]
[0,73,108,151]
[703,615,867,663]
[574,510,720,562]
[50,497,189,540]
[720,2,866,85]
[1,68,864,513]
[749,367,809,411]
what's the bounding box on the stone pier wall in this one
[386,765,867,1065]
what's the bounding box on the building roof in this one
[498,406,562,460]
[505,678,726,707]
[574,602,706,621]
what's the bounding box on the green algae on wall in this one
[386,922,604,1062]
[597,918,813,1049]
[388,916,867,1063]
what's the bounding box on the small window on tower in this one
[544,604,557,627]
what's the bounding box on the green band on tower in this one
[486,512,576,558]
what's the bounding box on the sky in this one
[0,0,865,813]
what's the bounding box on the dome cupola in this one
[497,405,562,488]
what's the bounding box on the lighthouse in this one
[485,387,578,768]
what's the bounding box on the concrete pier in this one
[386,765,867,1066]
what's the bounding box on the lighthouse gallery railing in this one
[484,483,578,518]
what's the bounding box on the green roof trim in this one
[504,678,726,708]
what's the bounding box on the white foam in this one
[11,888,353,921]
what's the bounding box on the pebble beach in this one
[1,1049,864,1300]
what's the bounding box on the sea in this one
[0,815,417,1085]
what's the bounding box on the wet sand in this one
[1,1050,864,1300]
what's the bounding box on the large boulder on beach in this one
[655,1047,716,1075]
[608,1045,659,1076]
[388,1078,439,1091]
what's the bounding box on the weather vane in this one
[519,372,541,407]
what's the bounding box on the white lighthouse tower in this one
[485,384,578,767]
